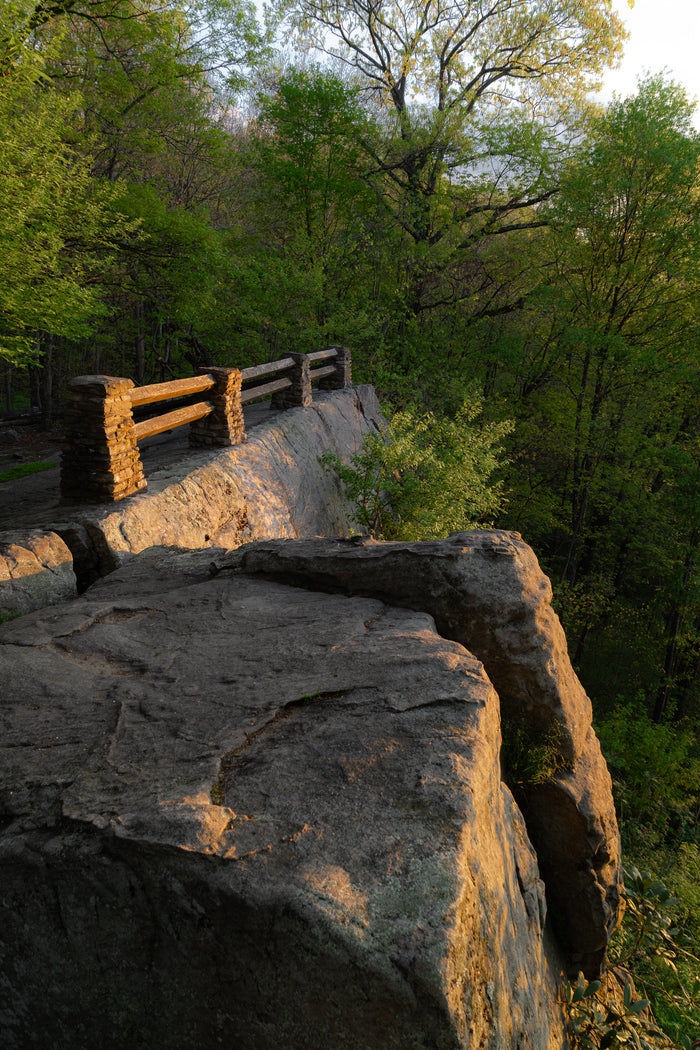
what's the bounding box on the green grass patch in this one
[0,460,56,483]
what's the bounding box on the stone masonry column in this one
[189,366,246,448]
[319,345,352,390]
[271,353,312,410]
[60,376,146,503]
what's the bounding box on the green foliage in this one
[500,718,572,789]
[275,0,626,326]
[568,867,700,1048]
[669,846,700,933]
[256,66,372,233]
[595,701,700,851]
[227,65,387,359]
[610,869,700,1046]
[0,461,55,483]
[566,968,670,1050]
[321,393,513,540]
[0,73,137,363]
[613,869,686,974]
[591,697,700,1043]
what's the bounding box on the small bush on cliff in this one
[320,392,513,540]
[500,717,572,788]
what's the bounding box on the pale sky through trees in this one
[601,0,700,121]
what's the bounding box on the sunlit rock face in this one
[86,385,385,567]
[238,532,622,980]
[0,544,569,1050]
[0,529,76,615]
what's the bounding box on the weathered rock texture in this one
[0,386,382,614]
[0,545,568,1050]
[0,529,76,616]
[237,533,622,979]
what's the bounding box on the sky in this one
[599,0,700,118]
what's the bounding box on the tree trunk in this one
[3,363,11,414]
[653,528,699,723]
[40,332,53,430]
[135,301,146,386]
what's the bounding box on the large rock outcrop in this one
[0,544,569,1050]
[237,533,622,978]
[0,530,76,616]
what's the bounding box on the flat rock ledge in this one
[1,543,569,1050]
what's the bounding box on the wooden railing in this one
[60,346,351,503]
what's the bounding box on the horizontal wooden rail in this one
[309,365,335,381]
[240,357,295,383]
[132,401,212,442]
[130,374,215,408]
[307,349,338,363]
[240,377,292,405]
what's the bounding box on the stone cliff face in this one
[0,534,621,1049]
[0,544,569,1050]
[238,533,621,980]
[0,387,622,1049]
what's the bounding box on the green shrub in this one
[321,392,513,540]
[500,717,572,789]
[608,867,700,1046]
[568,867,700,1048]
[669,845,700,931]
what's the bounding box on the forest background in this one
[1,0,699,1042]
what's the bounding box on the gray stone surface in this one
[0,546,568,1050]
[0,529,76,616]
[237,533,622,977]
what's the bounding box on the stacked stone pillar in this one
[189,367,246,448]
[61,376,146,504]
[319,345,352,390]
[270,353,312,410]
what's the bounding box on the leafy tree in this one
[0,61,136,364]
[272,0,629,326]
[255,67,372,253]
[0,0,265,388]
[223,65,393,359]
[538,75,700,587]
[481,76,700,712]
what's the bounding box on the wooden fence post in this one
[270,353,312,409]
[319,345,352,390]
[189,366,246,448]
[60,375,146,503]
